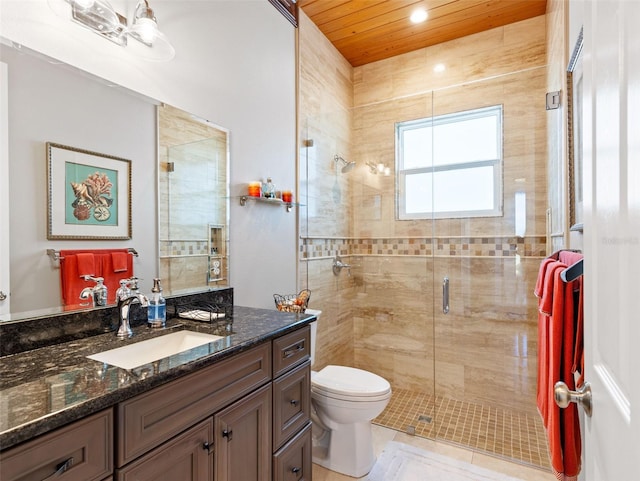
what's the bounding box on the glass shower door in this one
[430,69,550,468]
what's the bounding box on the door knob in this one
[554,381,592,416]
[0,291,6,301]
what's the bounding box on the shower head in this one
[334,155,356,173]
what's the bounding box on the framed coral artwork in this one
[46,142,131,240]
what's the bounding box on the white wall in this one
[0,0,298,311]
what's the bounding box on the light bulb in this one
[134,17,157,44]
[73,0,95,8]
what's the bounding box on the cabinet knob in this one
[291,466,301,475]
[222,429,233,441]
[290,399,299,406]
[202,442,212,453]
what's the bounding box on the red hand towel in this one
[112,252,129,273]
[534,257,556,298]
[76,253,95,278]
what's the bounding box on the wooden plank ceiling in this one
[298,0,548,67]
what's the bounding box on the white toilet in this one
[305,309,392,478]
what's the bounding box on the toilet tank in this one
[304,309,322,366]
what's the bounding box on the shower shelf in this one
[239,196,303,212]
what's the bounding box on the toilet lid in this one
[311,365,391,398]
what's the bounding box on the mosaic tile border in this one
[300,236,547,259]
[159,240,209,257]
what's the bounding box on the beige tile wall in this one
[299,13,548,414]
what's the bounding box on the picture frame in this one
[567,27,584,231]
[46,142,132,240]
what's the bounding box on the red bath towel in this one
[546,267,581,481]
[59,249,133,306]
[99,249,133,304]
[59,251,102,306]
[536,260,566,425]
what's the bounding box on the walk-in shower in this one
[299,64,550,470]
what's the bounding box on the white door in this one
[582,0,640,479]
[0,61,9,316]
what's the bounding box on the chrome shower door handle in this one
[443,277,449,314]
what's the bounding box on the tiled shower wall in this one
[298,13,548,415]
[302,238,545,415]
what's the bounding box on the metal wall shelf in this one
[239,196,302,212]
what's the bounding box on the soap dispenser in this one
[148,278,166,328]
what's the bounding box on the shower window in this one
[396,105,503,219]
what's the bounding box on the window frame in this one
[396,105,504,220]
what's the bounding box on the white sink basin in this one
[87,330,225,369]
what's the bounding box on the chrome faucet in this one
[116,277,148,339]
[79,276,108,307]
[116,293,149,338]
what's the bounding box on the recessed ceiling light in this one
[434,63,446,73]
[410,9,428,24]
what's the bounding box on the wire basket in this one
[274,289,311,313]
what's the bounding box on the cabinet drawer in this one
[117,343,271,466]
[273,360,310,450]
[272,326,310,378]
[0,409,113,481]
[116,418,213,481]
[273,422,312,481]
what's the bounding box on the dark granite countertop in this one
[0,306,315,451]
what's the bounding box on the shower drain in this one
[418,414,433,423]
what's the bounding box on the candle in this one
[282,190,293,203]
[248,182,262,197]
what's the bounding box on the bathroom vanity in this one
[0,306,314,481]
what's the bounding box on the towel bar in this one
[46,248,139,262]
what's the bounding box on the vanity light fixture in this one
[48,0,175,61]
[127,0,175,60]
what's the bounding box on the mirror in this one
[158,104,230,296]
[0,41,230,322]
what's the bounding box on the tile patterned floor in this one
[373,388,551,470]
[313,424,557,481]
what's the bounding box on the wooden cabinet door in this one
[117,418,213,481]
[0,409,113,481]
[273,423,312,481]
[214,383,272,481]
[272,360,310,450]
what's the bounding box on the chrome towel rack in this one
[46,248,139,263]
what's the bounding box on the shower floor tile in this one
[373,388,552,471]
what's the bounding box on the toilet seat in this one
[312,365,391,402]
